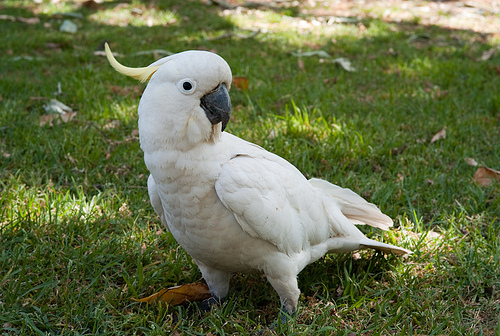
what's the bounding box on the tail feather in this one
[359,238,412,255]
[309,178,393,230]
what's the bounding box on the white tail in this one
[309,178,393,230]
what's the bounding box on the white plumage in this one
[105,43,411,315]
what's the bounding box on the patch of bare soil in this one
[213,0,500,35]
[306,0,500,35]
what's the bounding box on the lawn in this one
[1,0,499,335]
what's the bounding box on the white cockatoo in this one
[104,43,411,317]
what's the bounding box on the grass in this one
[1,0,499,334]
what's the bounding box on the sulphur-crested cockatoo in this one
[104,43,410,317]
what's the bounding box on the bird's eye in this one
[177,78,196,94]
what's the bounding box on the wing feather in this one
[215,154,319,255]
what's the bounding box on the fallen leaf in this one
[39,112,77,126]
[332,57,356,72]
[292,50,332,58]
[60,19,78,33]
[407,34,431,43]
[0,15,16,22]
[103,120,120,130]
[45,42,62,50]
[298,59,305,72]
[43,99,72,114]
[464,157,478,166]
[430,127,446,143]
[59,112,77,123]
[427,230,441,239]
[132,282,211,306]
[232,76,249,90]
[323,77,338,85]
[204,29,259,41]
[12,55,45,61]
[473,166,500,186]
[17,16,40,24]
[132,49,173,57]
[387,47,397,55]
[477,47,499,61]
[0,15,40,24]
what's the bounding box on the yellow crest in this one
[104,43,160,83]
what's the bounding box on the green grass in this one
[1,0,499,334]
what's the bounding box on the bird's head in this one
[105,43,232,152]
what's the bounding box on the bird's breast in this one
[143,147,272,272]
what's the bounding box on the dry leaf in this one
[0,15,16,22]
[232,76,249,90]
[132,282,211,306]
[298,59,305,72]
[473,166,500,186]
[292,50,332,58]
[39,112,77,126]
[17,16,40,24]
[332,57,356,72]
[430,127,446,143]
[43,99,72,114]
[464,157,478,166]
[477,47,498,61]
[60,20,78,33]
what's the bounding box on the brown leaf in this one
[473,166,500,186]
[298,59,305,72]
[232,76,249,90]
[0,15,16,22]
[16,16,40,25]
[430,127,446,143]
[39,112,77,126]
[132,282,211,306]
[477,47,498,61]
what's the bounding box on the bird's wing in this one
[147,174,169,231]
[308,178,393,230]
[215,153,333,255]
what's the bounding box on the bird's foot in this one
[261,307,295,334]
[199,295,222,314]
[277,307,296,325]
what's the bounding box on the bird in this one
[104,43,411,319]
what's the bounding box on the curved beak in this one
[200,83,231,131]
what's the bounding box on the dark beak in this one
[200,83,231,131]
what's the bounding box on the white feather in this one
[308,178,394,230]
